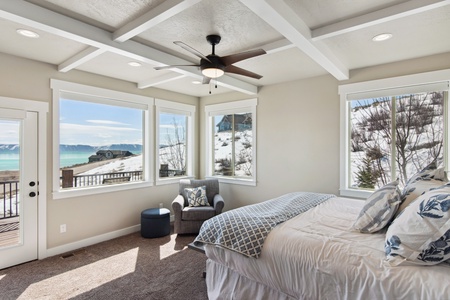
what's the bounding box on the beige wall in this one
[200,52,450,210]
[1,52,198,249]
[2,50,450,251]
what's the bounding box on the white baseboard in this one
[45,224,141,258]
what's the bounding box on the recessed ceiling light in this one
[16,29,40,38]
[372,33,393,42]
[192,80,202,85]
[128,61,142,67]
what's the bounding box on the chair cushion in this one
[182,206,215,221]
[184,186,210,207]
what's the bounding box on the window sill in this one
[339,188,373,199]
[156,176,195,186]
[53,181,153,200]
[206,176,256,186]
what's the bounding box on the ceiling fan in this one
[154,35,266,84]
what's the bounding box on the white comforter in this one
[205,197,450,299]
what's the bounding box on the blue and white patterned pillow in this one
[353,180,401,233]
[185,186,210,207]
[397,163,447,217]
[385,183,450,265]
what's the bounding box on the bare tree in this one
[161,118,186,174]
[351,92,444,188]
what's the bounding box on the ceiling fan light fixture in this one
[202,68,224,78]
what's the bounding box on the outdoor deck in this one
[0,217,19,248]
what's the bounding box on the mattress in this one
[204,197,450,299]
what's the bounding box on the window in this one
[205,99,257,186]
[339,72,450,198]
[51,80,153,198]
[155,99,195,184]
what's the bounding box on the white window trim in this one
[155,98,195,185]
[338,69,450,199]
[205,98,257,186]
[51,79,154,199]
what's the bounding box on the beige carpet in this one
[0,229,208,300]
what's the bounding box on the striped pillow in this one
[353,180,401,233]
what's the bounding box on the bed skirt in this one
[206,259,294,300]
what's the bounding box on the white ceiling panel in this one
[0,19,87,65]
[0,0,449,97]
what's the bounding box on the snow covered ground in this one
[77,130,253,178]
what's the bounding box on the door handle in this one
[29,181,36,187]
[29,192,36,197]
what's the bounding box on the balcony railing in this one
[1,181,19,220]
[61,170,143,188]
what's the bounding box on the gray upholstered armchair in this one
[172,179,224,234]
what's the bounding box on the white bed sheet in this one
[205,197,450,300]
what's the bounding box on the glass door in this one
[0,108,38,269]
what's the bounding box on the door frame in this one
[0,96,48,260]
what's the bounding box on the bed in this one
[194,191,450,300]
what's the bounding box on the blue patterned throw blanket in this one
[194,192,335,258]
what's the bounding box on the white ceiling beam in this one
[312,0,450,41]
[58,47,106,72]
[0,0,258,95]
[113,0,201,42]
[240,0,349,80]
[138,73,187,89]
[261,38,295,54]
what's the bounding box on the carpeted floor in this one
[0,228,208,300]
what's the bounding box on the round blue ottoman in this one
[141,208,170,238]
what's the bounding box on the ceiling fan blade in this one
[221,49,266,66]
[225,65,263,79]
[202,76,211,84]
[174,41,211,63]
[154,64,200,70]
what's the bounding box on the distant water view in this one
[0,154,20,171]
[0,152,95,171]
[0,150,143,171]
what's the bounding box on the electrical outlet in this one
[159,203,163,208]
[60,224,67,233]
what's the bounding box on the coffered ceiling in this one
[1,0,449,97]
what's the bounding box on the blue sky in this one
[0,120,20,144]
[60,99,187,146]
[60,99,143,146]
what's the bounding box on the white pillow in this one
[397,163,447,217]
[352,180,401,233]
[397,179,445,216]
[385,183,450,266]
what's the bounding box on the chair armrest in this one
[172,195,185,215]
[213,194,224,214]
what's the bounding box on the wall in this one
[0,52,199,250]
[200,52,450,211]
[2,49,450,253]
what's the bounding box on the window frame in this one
[155,98,195,185]
[205,98,257,186]
[51,79,153,199]
[338,70,450,199]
